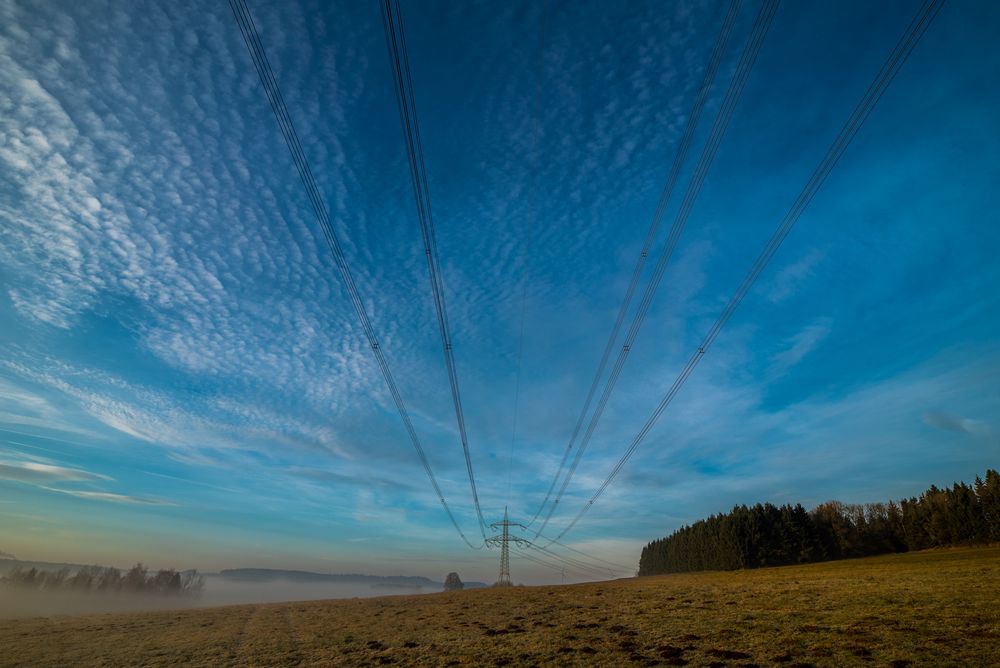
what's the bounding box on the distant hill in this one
[1,560,488,589]
[215,568,488,589]
[217,568,433,586]
[0,558,92,575]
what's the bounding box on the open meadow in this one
[1,547,998,667]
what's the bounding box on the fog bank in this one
[199,575,445,606]
[0,577,445,618]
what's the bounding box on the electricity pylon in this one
[486,506,527,586]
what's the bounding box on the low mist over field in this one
[0,560,485,618]
[199,576,442,607]
[0,588,194,619]
[0,577,446,618]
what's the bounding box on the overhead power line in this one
[527,0,742,528]
[228,0,482,549]
[531,531,634,572]
[515,544,599,579]
[525,0,745,529]
[513,546,588,580]
[379,0,488,539]
[525,541,619,579]
[547,0,947,544]
[517,542,616,580]
[506,0,549,513]
[532,0,778,538]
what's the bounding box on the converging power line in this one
[532,0,779,540]
[228,0,483,550]
[545,0,947,545]
[380,0,489,540]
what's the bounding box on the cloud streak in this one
[0,460,111,484]
[40,487,176,506]
[771,318,832,375]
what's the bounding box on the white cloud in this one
[0,456,173,508]
[0,356,358,464]
[770,317,832,375]
[0,460,111,484]
[765,249,824,303]
[41,487,176,506]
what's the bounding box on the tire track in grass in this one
[232,604,304,666]
[229,605,258,666]
[284,605,304,666]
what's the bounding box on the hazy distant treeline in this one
[639,468,1000,575]
[2,563,204,596]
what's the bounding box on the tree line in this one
[2,563,204,596]
[638,467,1000,575]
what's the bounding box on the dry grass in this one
[2,547,998,667]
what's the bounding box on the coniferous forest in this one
[638,468,1000,575]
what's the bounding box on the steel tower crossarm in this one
[487,507,528,586]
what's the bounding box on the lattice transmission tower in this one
[486,507,527,586]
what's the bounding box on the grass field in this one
[1,547,997,667]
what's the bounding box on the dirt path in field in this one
[283,605,304,665]
[231,604,304,667]
[229,605,258,666]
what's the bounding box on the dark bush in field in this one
[443,572,464,591]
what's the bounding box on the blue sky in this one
[0,0,998,584]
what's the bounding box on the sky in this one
[0,0,998,585]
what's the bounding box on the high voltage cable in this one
[518,550,609,581]
[526,1,742,529]
[515,544,608,579]
[380,0,488,539]
[531,531,634,572]
[513,546,597,580]
[227,0,482,550]
[524,541,619,578]
[532,0,778,538]
[534,0,778,537]
[518,542,616,579]
[525,0,743,528]
[547,0,947,544]
[528,539,628,576]
[525,541,613,574]
[506,0,549,510]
